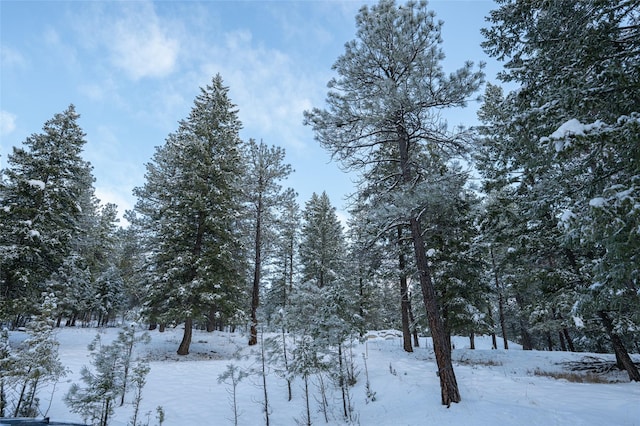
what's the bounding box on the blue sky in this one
[1,0,502,223]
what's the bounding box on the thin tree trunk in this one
[281,328,292,401]
[408,295,420,347]
[1,378,5,417]
[259,330,270,426]
[249,194,263,346]
[520,319,534,350]
[546,332,554,351]
[469,332,475,350]
[13,368,30,417]
[598,311,640,381]
[489,245,509,350]
[558,330,567,351]
[515,293,533,350]
[303,375,311,426]
[101,398,111,426]
[206,307,217,332]
[563,327,575,352]
[486,299,498,349]
[177,317,193,355]
[398,226,413,353]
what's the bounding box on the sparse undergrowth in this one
[456,357,503,367]
[531,368,612,384]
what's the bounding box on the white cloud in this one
[198,29,328,155]
[108,3,180,80]
[0,110,17,136]
[0,45,26,68]
[76,1,180,80]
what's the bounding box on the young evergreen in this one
[1,294,66,418]
[241,139,293,346]
[65,325,150,426]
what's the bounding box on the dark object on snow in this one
[0,418,88,426]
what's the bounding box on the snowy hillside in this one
[7,326,640,426]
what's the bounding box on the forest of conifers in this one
[1,0,638,414]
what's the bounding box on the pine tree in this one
[4,293,67,417]
[0,105,95,327]
[298,192,345,289]
[133,74,245,355]
[65,326,150,426]
[241,139,293,346]
[304,0,484,405]
[290,192,361,420]
[482,0,640,379]
[262,189,300,320]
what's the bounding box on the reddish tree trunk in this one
[410,217,461,406]
[398,226,413,353]
[598,311,640,382]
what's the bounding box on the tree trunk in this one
[520,320,534,350]
[558,330,567,351]
[486,300,498,349]
[469,332,475,350]
[400,282,412,352]
[562,327,575,352]
[249,194,264,346]
[490,246,509,350]
[206,307,217,332]
[410,217,461,406]
[397,122,460,405]
[398,226,413,353]
[408,296,420,347]
[177,318,193,355]
[598,311,640,382]
[515,293,533,350]
[546,332,554,351]
[0,378,5,417]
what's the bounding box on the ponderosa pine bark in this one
[598,311,640,382]
[398,226,413,353]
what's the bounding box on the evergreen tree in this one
[133,74,245,355]
[3,293,67,417]
[289,192,361,420]
[241,139,293,345]
[65,326,150,426]
[304,0,484,405]
[298,192,345,289]
[482,0,640,379]
[0,105,95,327]
[262,189,300,324]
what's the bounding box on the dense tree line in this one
[1,1,638,417]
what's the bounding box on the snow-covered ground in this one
[7,326,640,425]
